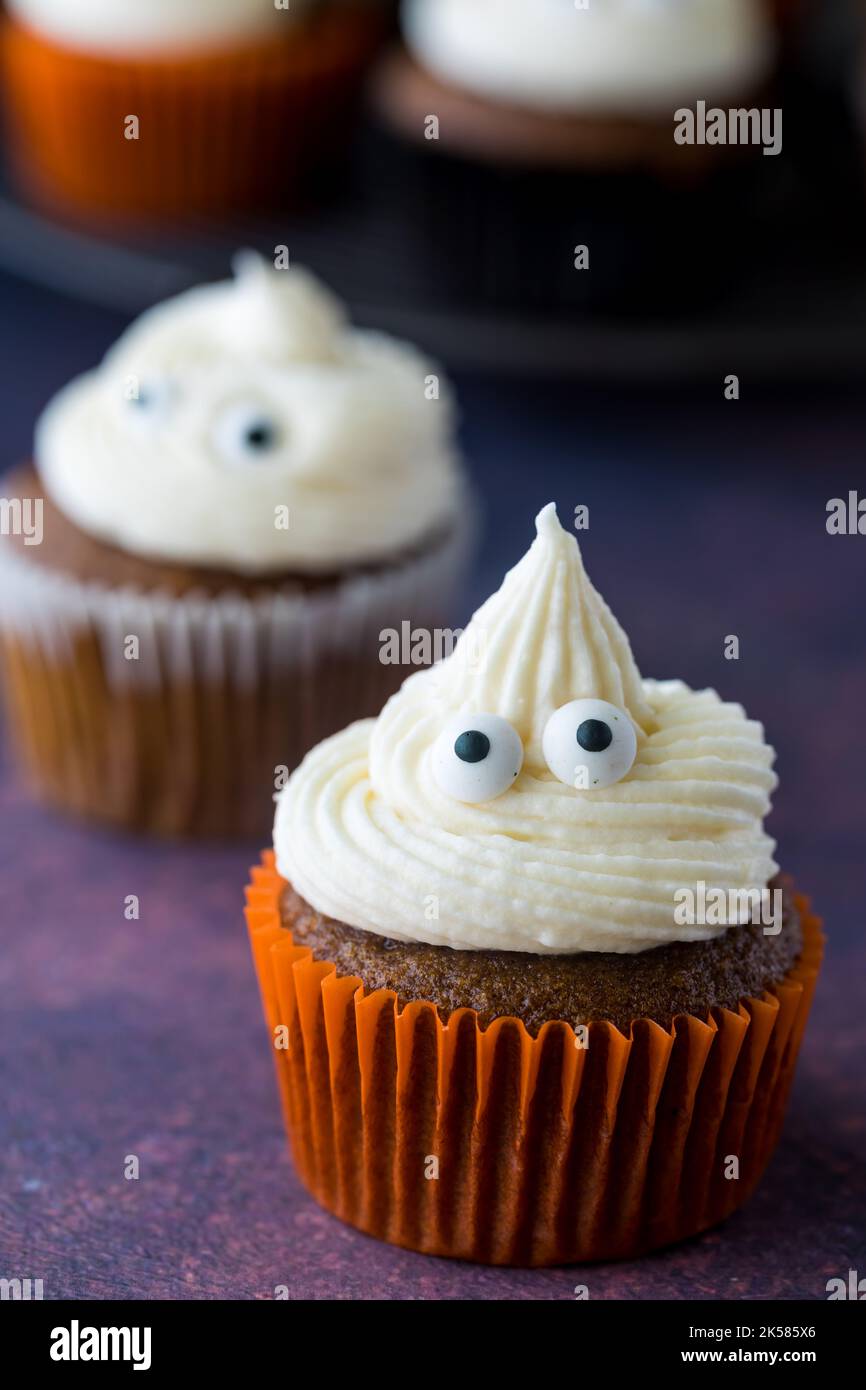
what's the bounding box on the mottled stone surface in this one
[0,276,865,1299]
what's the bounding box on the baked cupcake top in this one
[275,505,778,953]
[402,0,774,115]
[33,254,461,574]
[5,0,311,55]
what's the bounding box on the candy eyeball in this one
[432,712,524,803]
[542,698,637,791]
[211,401,284,466]
[123,375,175,430]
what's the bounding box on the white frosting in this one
[5,0,311,55]
[402,0,774,115]
[275,505,778,954]
[35,255,462,574]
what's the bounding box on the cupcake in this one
[1,0,385,219]
[0,254,472,837]
[372,0,779,311]
[246,504,822,1266]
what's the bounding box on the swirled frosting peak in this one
[420,502,655,767]
[216,251,346,364]
[275,506,779,954]
[34,253,462,573]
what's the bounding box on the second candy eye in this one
[542,698,637,791]
[431,712,524,804]
[123,375,176,429]
[211,402,284,466]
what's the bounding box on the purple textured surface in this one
[1,277,865,1300]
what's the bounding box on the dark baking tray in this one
[0,1,863,381]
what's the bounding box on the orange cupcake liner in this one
[1,8,383,219]
[246,851,823,1266]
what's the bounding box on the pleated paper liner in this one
[1,6,384,219]
[0,513,472,838]
[246,851,824,1266]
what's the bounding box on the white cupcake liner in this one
[0,510,475,691]
[0,508,476,835]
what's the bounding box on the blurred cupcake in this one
[247,504,822,1265]
[0,254,472,837]
[2,0,385,219]
[373,0,779,310]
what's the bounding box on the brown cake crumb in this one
[4,462,446,598]
[280,875,803,1035]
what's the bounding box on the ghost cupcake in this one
[1,0,385,218]
[373,0,779,310]
[246,504,822,1265]
[0,254,472,837]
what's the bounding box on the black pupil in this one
[244,420,276,450]
[576,719,612,753]
[454,730,490,764]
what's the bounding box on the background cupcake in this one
[372,0,779,311]
[0,253,473,837]
[1,0,387,219]
[248,504,822,1266]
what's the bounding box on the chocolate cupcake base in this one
[280,875,803,1036]
[247,853,823,1265]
